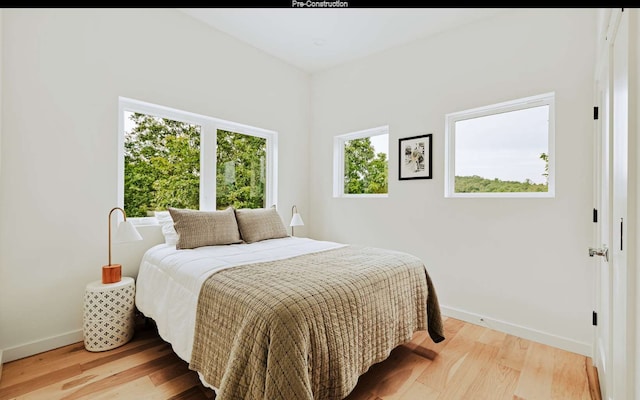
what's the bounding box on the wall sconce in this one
[103,207,142,284]
[289,205,304,236]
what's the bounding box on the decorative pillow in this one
[168,207,242,250]
[154,210,178,245]
[234,207,289,244]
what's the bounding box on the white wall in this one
[0,9,310,361]
[0,7,3,380]
[633,9,640,400]
[310,9,596,355]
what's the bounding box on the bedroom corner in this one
[0,8,310,364]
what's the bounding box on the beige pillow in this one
[235,207,289,244]
[168,207,242,249]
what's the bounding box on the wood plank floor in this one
[0,317,601,400]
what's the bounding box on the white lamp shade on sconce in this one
[290,213,304,227]
[113,220,143,243]
[290,205,304,237]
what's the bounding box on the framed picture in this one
[399,134,432,180]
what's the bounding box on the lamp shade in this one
[289,205,304,237]
[290,213,304,227]
[113,220,143,243]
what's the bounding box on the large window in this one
[445,92,555,198]
[333,126,389,197]
[118,97,277,219]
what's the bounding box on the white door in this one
[592,9,634,400]
[593,43,612,399]
[610,9,631,400]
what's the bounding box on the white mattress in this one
[134,236,346,363]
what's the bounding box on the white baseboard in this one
[3,329,84,363]
[441,305,592,357]
[0,349,3,382]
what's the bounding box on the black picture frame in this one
[399,134,432,180]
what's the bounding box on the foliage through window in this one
[124,113,201,217]
[216,130,266,210]
[119,98,277,218]
[334,126,389,197]
[445,93,555,198]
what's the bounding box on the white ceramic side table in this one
[83,277,136,352]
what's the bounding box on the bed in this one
[134,206,444,400]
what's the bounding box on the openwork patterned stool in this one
[83,277,135,352]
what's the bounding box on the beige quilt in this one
[189,245,444,400]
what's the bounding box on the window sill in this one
[446,192,555,199]
[336,194,389,199]
[128,216,160,226]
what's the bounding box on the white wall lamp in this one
[289,205,304,236]
[103,207,143,284]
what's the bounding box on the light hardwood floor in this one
[0,317,601,400]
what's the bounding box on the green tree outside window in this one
[124,113,200,217]
[216,130,266,210]
[344,137,388,195]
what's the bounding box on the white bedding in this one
[134,236,346,363]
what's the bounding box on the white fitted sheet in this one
[134,236,346,363]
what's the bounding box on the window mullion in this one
[201,122,217,211]
[267,132,277,208]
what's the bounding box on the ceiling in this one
[178,8,505,74]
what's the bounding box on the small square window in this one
[333,126,389,198]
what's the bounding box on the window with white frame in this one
[445,92,555,198]
[333,126,389,197]
[118,97,277,219]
